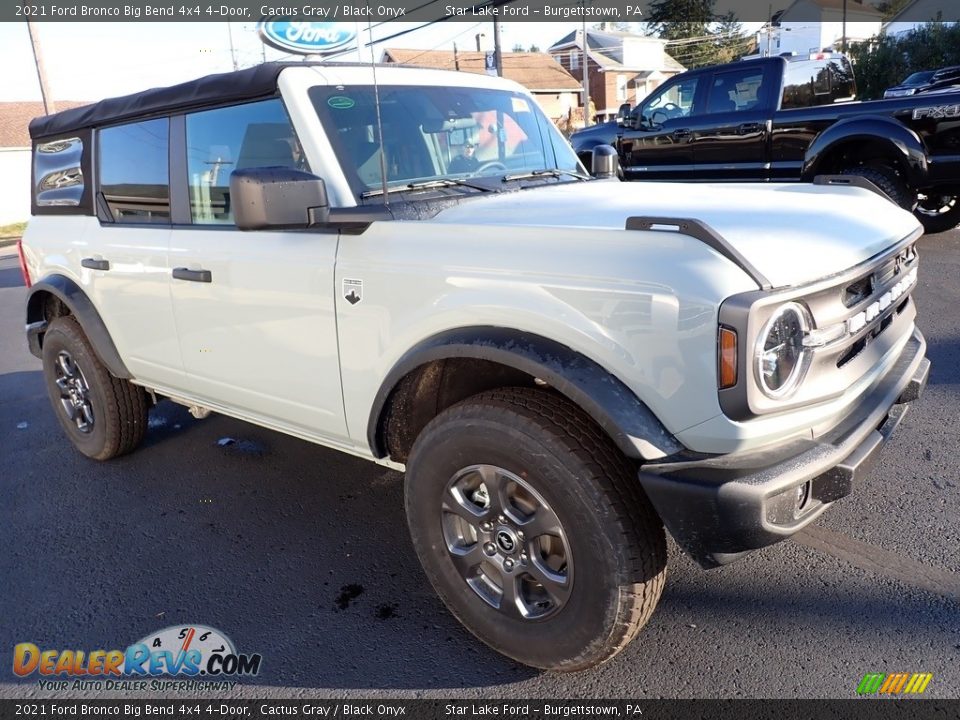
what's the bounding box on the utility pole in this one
[453,41,460,71]
[227,22,238,70]
[26,21,55,115]
[475,33,483,52]
[581,22,591,128]
[841,0,848,53]
[493,18,503,76]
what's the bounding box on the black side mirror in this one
[230,167,330,231]
[616,103,632,126]
[591,145,621,179]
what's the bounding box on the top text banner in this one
[6,0,960,23]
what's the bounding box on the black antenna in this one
[367,8,390,205]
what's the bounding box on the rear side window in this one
[184,98,306,224]
[706,68,765,114]
[829,58,856,101]
[781,60,847,109]
[34,136,85,208]
[782,62,812,109]
[99,118,170,223]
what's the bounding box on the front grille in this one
[843,275,873,307]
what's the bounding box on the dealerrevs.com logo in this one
[856,672,933,695]
[13,625,261,690]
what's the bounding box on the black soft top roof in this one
[29,61,393,140]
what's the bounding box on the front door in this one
[618,74,702,180]
[166,98,347,440]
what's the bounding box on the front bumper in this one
[639,328,929,568]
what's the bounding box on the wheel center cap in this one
[495,527,518,554]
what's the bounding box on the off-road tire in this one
[404,387,667,671]
[41,316,148,460]
[840,165,914,210]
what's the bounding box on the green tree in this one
[646,0,748,68]
[849,23,960,99]
[512,43,524,52]
[528,44,540,52]
[713,11,749,64]
[874,0,914,20]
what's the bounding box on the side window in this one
[185,98,306,224]
[706,68,765,114]
[99,118,170,223]
[829,59,856,101]
[640,76,700,126]
[781,62,816,110]
[34,136,84,208]
[813,63,831,96]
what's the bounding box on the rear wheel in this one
[41,316,148,460]
[914,192,960,234]
[404,387,667,671]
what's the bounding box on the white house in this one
[883,0,959,37]
[548,30,685,119]
[766,0,884,55]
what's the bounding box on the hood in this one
[429,180,922,288]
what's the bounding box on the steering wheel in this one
[476,161,508,175]
[650,109,669,125]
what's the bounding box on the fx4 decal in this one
[912,104,960,120]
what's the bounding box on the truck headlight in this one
[755,302,811,398]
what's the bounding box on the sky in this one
[0,20,762,103]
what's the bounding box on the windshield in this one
[903,71,935,86]
[309,84,581,195]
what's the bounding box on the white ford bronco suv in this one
[20,62,929,671]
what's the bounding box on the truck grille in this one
[809,243,919,377]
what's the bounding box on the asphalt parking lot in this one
[1,230,958,700]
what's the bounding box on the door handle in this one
[81,258,110,271]
[172,267,212,283]
[672,128,691,139]
[738,122,762,135]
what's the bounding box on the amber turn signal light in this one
[718,327,738,389]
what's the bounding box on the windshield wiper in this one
[501,169,591,182]
[361,178,495,198]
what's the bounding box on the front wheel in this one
[915,192,960,234]
[839,165,913,209]
[404,388,667,671]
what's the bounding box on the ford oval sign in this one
[258,21,357,55]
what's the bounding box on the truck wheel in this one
[404,387,667,671]
[41,316,148,460]
[840,166,913,210]
[914,192,960,234]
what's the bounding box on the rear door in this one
[88,118,183,389]
[166,98,347,441]
[687,64,773,180]
[618,73,703,180]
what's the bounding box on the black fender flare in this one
[26,275,132,379]
[367,327,682,462]
[801,116,928,187]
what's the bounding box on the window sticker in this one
[511,97,530,113]
[328,96,356,110]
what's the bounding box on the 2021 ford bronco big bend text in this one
[20,62,929,671]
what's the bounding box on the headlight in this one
[755,302,811,399]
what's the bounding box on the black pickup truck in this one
[571,54,960,233]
